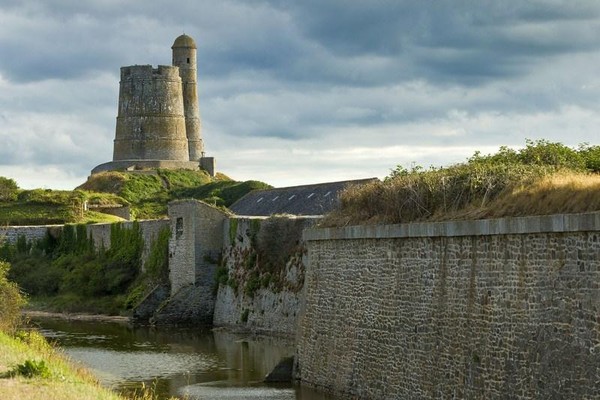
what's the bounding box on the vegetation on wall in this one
[1,223,150,315]
[143,226,171,284]
[323,140,600,226]
[218,217,307,299]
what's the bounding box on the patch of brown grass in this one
[457,173,600,220]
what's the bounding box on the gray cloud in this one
[0,0,599,189]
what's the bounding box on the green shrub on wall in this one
[145,226,170,283]
[5,222,146,314]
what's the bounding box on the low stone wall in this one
[1,225,63,244]
[213,216,316,336]
[296,212,600,399]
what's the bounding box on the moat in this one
[31,316,333,400]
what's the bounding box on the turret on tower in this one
[91,34,215,176]
[172,34,204,162]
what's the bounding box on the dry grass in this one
[323,172,600,227]
[442,173,600,221]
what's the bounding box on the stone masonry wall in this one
[297,212,600,399]
[213,216,316,336]
[152,200,227,325]
[1,225,63,244]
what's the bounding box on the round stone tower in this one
[113,65,190,161]
[91,34,214,176]
[172,34,204,161]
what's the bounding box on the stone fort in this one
[92,34,215,176]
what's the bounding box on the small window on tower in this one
[187,58,190,63]
[176,217,184,239]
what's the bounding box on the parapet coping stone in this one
[303,211,600,241]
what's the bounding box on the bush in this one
[324,140,600,226]
[0,261,26,333]
[9,359,51,378]
[214,265,229,287]
[240,309,250,323]
[579,143,600,173]
[0,176,18,201]
[5,221,146,314]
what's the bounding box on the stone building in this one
[92,34,215,176]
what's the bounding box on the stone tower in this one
[91,34,214,176]
[112,65,190,161]
[172,34,204,161]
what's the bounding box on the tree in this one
[0,177,18,201]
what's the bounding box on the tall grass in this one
[323,141,600,226]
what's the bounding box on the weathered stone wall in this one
[1,225,63,244]
[297,212,600,399]
[168,200,227,294]
[151,200,227,325]
[113,65,189,162]
[213,216,316,336]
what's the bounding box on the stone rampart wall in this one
[213,216,316,336]
[297,212,600,399]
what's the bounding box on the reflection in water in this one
[32,317,333,400]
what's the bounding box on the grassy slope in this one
[1,169,271,225]
[78,169,271,219]
[0,331,122,400]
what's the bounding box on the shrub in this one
[214,265,229,287]
[9,359,51,378]
[579,143,600,173]
[240,309,250,323]
[0,261,26,333]
[323,140,600,226]
[0,176,18,201]
[244,272,261,297]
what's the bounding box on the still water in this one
[32,317,333,400]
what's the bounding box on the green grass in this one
[171,179,272,207]
[80,170,271,219]
[0,203,72,225]
[0,169,270,225]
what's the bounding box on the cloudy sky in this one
[1,0,599,189]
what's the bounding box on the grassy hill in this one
[0,170,271,225]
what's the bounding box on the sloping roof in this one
[229,178,378,217]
